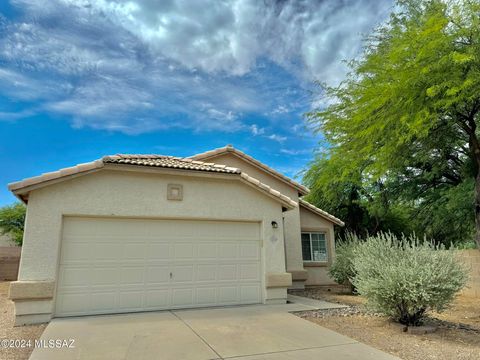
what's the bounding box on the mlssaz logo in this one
[34,339,75,349]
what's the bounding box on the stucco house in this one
[8,145,343,325]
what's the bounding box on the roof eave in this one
[8,160,105,197]
[299,199,345,227]
[239,173,297,210]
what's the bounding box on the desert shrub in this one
[0,203,26,245]
[352,232,468,326]
[329,233,360,292]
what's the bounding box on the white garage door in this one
[55,217,262,317]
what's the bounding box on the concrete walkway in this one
[29,303,400,360]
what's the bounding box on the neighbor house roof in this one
[190,145,310,196]
[299,199,345,226]
[9,154,297,210]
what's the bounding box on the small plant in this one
[0,203,26,246]
[352,233,468,326]
[329,232,359,292]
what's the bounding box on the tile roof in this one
[8,160,104,192]
[240,172,297,209]
[299,199,345,226]
[190,145,310,195]
[9,154,297,210]
[103,154,241,174]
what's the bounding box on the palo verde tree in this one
[0,203,26,245]
[307,0,480,247]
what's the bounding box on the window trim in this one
[301,231,328,263]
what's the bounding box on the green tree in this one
[0,203,26,245]
[307,0,480,247]
[303,155,415,238]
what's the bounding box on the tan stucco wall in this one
[299,206,337,286]
[200,153,305,278]
[14,168,290,324]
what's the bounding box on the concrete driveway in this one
[29,304,399,360]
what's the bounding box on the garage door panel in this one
[218,265,237,281]
[60,267,91,287]
[240,243,260,259]
[218,287,238,303]
[172,265,194,282]
[94,243,123,261]
[196,287,217,305]
[215,222,260,239]
[241,285,261,302]
[118,291,144,309]
[120,267,145,284]
[218,243,237,259]
[196,265,217,281]
[172,288,194,306]
[144,289,170,308]
[57,293,89,314]
[240,264,261,281]
[173,243,195,259]
[197,243,217,259]
[60,242,90,263]
[90,292,117,311]
[56,217,262,317]
[147,243,170,259]
[145,266,170,283]
[124,244,147,260]
[91,268,119,286]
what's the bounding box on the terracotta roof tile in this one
[8,160,104,192]
[103,155,241,174]
[240,172,297,209]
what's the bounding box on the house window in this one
[301,232,327,262]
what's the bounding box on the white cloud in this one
[291,124,304,134]
[270,105,290,116]
[201,108,243,132]
[0,109,35,121]
[0,0,392,133]
[250,124,265,136]
[267,134,287,143]
[280,148,311,156]
[0,68,70,101]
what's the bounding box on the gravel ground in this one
[291,287,480,360]
[0,281,46,360]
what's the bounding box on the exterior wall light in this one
[271,221,278,229]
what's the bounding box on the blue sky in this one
[0,0,392,206]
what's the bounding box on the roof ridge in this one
[109,154,174,159]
